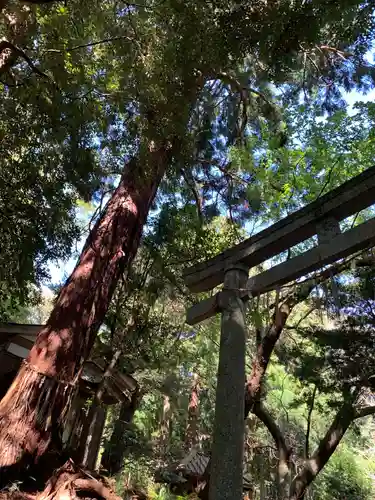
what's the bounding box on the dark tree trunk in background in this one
[101,389,142,475]
[0,145,172,473]
[244,281,319,419]
[79,348,123,469]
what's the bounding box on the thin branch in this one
[318,45,353,61]
[287,306,316,330]
[0,40,50,79]
[180,167,203,225]
[314,159,340,200]
[302,51,308,101]
[270,254,360,311]
[277,373,290,424]
[244,254,355,420]
[274,286,281,329]
[216,72,249,142]
[355,405,375,419]
[290,398,357,499]
[125,6,147,58]
[350,211,361,229]
[299,43,333,88]
[305,385,317,459]
[245,283,314,418]
[45,36,133,54]
[200,159,258,197]
[80,317,133,467]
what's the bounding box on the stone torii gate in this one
[182,165,375,500]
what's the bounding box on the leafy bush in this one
[312,445,374,500]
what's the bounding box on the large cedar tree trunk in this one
[0,145,171,472]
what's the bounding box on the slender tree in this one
[185,373,200,451]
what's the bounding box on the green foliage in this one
[3,0,375,496]
[227,101,375,230]
[313,445,374,500]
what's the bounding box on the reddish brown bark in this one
[0,145,172,471]
[36,460,120,500]
[243,265,369,499]
[244,259,356,419]
[244,282,318,418]
[244,300,294,417]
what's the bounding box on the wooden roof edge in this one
[0,324,139,394]
[82,359,138,393]
[0,323,43,336]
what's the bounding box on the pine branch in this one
[215,72,249,142]
[273,254,360,311]
[318,45,353,61]
[216,71,273,106]
[180,167,203,225]
[0,40,49,79]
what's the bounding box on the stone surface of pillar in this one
[209,263,249,500]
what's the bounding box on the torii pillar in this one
[209,264,249,500]
[184,166,375,500]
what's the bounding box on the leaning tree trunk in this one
[289,402,356,500]
[0,144,172,473]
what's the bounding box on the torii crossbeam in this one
[183,165,375,500]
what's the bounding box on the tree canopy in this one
[1,0,375,498]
